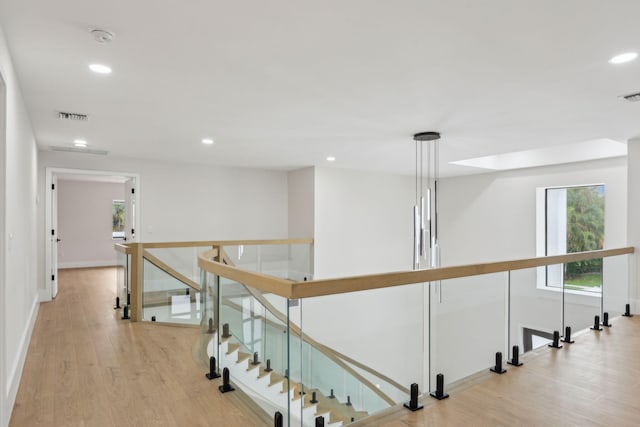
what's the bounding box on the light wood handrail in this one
[138,238,313,249]
[199,246,634,299]
[114,243,132,254]
[142,249,202,292]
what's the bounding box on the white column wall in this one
[0,24,39,427]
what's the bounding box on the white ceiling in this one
[1,0,639,177]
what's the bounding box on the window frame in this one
[535,183,605,295]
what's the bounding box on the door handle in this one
[56,238,61,243]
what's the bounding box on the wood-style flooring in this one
[10,267,640,426]
[9,267,268,427]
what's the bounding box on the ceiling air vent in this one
[50,146,108,155]
[58,111,88,121]
[622,92,640,103]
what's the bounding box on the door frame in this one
[43,167,140,301]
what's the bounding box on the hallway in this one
[9,268,267,426]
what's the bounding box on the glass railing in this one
[222,243,313,281]
[114,245,130,316]
[204,273,407,426]
[197,245,633,426]
[141,258,201,324]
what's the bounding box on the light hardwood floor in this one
[374,315,640,427]
[9,267,269,427]
[10,267,640,426]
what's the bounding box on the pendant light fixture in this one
[413,131,440,270]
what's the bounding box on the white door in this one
[124,178,136,242]
[51,174,59,298]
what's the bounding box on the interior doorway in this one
[44,168,140,301]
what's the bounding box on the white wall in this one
[0,24,39,427]
[57,180,125,268]
[302,168,423,389]
[439,157,627,264]
[288,167,314,239]
[302,158,628,391]
[38,151,290,294]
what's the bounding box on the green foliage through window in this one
[112,200,125,238]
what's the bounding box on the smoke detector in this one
[58,111,88,121]
[622,91,640,103]
[91,29,114,44]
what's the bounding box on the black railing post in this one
[623,303,633,317]
[315,416,324,427]
[218,367,235,393]
[403,383,424,411]
[602,312,612,327]
[121,305,130,320]
[207,317,214,334]
[430,373,449,400]
[490,352,507,374]
[113,296,120,309]
[274,412,283,427]
[562,326,575,344]
[549,330,563,349]
[206,356,221,379]
[507,345,523,366]
[222,323,231,338]
[591,315,603,331]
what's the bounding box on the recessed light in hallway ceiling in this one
[202,138,214,145]
[609,52,638,64]
[89,63,112,74]
[74,139,87,147]
[326,156,336,162]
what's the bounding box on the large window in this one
[540,184,605,292]
[112,200,125,239]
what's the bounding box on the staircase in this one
[208,335,369,426]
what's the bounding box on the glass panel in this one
[300,284,422,425]
[431,273,507,388]
[221,244,313,281]
[115,250,129,310]
[602,254,629,320]
[563,257,602,337]
[145,246,209,284]
[216,278,293,424]
[509,267,561,356]
[141,258,201,324]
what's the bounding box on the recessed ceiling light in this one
[326,156,336,162]
[608,52,638,64]
[89,63,112,74]
[202,138,214,145]
[74,139,87,147]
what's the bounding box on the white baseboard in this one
[4,295,39,425]
[58,260,116,269]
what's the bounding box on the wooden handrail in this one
[199,246,635,299]
[136,238,313,249]
[114,243,132,254]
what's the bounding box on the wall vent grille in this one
[50,146,108,155]
[58,112,88,121]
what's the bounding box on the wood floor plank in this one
[9,267,268,427]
